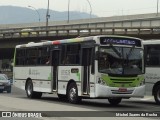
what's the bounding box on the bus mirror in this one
[95,51,99,60]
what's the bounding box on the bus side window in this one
[148,51,160,66]
[63,56,70,64]
[61,44,80,65]
[37,47,50,65]
[61,45,66,65]
[146,46,160,66]
[16,49,26,66]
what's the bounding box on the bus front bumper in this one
[95,84,145,98]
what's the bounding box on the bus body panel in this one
[57,66,95,96]
[14,66,52,92]
[95,84,145,98]
[58,66,82,82]
[143,40,160,96]
[58,66,82,95]
[14,79,26,90]
[13,35,145,102]
[145,67,160,95]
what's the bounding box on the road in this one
[0,86,159,120]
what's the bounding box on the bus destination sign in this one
[100,37,141,46]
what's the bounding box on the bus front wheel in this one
[26,80,42,99]
[153,85,160,105]
[67,82,81,104]
[108,98,122,105]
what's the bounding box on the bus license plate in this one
[118,88,127,92]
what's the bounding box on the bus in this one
[13,35,145,105]
[143,40,160,104]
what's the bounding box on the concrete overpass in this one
[1,13,160,39]
[1,13,160,61]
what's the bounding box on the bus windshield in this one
[98,46,143,76]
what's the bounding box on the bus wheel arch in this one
[66,79,75,94]
[25,78,42,99]
[25,78,32,90]
[108,97,122,106]
[66,80,81,104]
[152,82,160,104]
[25,78,34,98]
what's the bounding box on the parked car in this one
[21,29,36,36]
[0,74,11,93]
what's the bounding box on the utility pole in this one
[157,0,159,16]
[46,0,50,30]
[68,0,70,23]
[86,0,92,19]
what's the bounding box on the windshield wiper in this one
[126,45,135,59]
[109,43,121,58]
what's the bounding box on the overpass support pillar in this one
[112,29,115,34]
[100,29,102,34]
[46,31,49,36]
[67,30,69,35]
[88,29,91,35]
[124,29,127,34]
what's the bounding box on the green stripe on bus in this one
[101,74,144,87]
[48,73,51,80]
[76,72,80,81]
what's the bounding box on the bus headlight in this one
[97,78,106,85]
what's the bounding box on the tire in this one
[67,82,81,104]
[108,98,122,105]
[7,86,11,93]
[153,85,160,105]
[26,80,42,99]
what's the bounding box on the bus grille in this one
[110,78,135,84]
[111,90,133,94]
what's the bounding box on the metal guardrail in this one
[0,13,160,39]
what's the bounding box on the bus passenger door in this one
[82,48,92,95]
[52,50,60,91]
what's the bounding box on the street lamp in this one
[86,0,92,19]
[28,6,40,22]
[157,0,159,16]
[67,0,92,23]
[67,0,70,23]
[46,0,50,30]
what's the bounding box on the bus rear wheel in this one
[26,80,42,99]
[67,82,81,104]
[153,85,160,105]
[108,98,122,105]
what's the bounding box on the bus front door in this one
[82,48,92,95]
[52,50,60,91]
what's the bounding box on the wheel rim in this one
[69,87,76,101]
[27,83,32,95]
[157,89,160,101]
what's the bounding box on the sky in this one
[0,0,159,17]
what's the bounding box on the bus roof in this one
[16,35,142,48]
[142,40,160,45]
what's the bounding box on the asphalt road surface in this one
[0,86,159,120]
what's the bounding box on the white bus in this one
[143,40,160,104]
[13,35,145,105]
